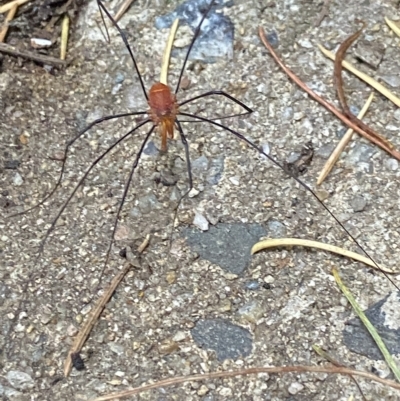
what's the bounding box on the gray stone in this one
[350,195,367,212]
[354,39,385,69]
[266,220,286,238]
[343,291,400,360]
[12,173,23,186]
[380,75,400,88]
[191,319,252,361]
[347,144,376,164]
[183,223,266,274]
[6,370,35,390]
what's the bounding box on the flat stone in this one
[182,222,266,274]
[191,318,252,361]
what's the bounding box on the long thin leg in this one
[178,111,398,290]
[179,90,253,121]
[169,120,193,241]
[97,0,148,100]
[179,90,253,113]
[9,111,147,217]
[175,0,216,94]
[97,124,156,285]
[37,119,152,253]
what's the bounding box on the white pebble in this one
[193,212,209,231]
[188,188,200,198]
[229,176,240,186]
[13,172,23,186]
[288,381,304,395]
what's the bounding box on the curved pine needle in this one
[385,17,400,38]
[317,93,374,185]
[160,18,180,85]
[90,365,400,400]
[318,44,400,109]
[251,238,395,273]
[333,268,400,382]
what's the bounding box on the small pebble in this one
[244,280,260,291]
[266,30,279,47]
[351,196,367,212]
[264,275,275,284]
[108,343,125,356]
[172,331,186,342]
[298,38,313,48]
[288,381,304,395]
[188,188,200,198]
[166,271,176,284]
[266,220,286,237]
[193,212,209,231]
[4,160,20,169]
[229,176,239,186]
[237,301,264,323]
[380,75,400,88]
[6,371,35,390]
[12,172,23,186]
[385,158,398,171]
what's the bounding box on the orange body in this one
[148,82,178,152]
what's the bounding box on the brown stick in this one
[91,365,400,400]
[0,42,67,67]
[258,27,400,162]
[0,5,17,43]
[333,23,393,150]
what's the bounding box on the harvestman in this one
[11,0,397,301]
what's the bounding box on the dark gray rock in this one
[343,291,400,360]
[191,319,252,361]
[183,222,266,274]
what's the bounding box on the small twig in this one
[385,17,400,38]
[314,0,332,27]
[64,236,150,377]
[0,42,67,67]
[317,93,374,185]
[64,263,132,377]
[60,13,69,60]
[333,268,400,381]
[250,237,394,273]
[114,0,136,22]
[160,18,179,85]
[258,27,400,162]
[137,233,150,253]
[90,365,400,400]
[313,345,367,401]
[0,0,30,13]
[318,44,400,108]
[0,5,17,43]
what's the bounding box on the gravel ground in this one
[2,0,400,400]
